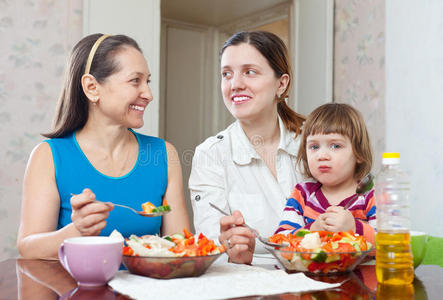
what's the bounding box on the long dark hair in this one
[220,31,305,135]
[43,34,141,138]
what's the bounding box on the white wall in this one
[293,0,333,115]
[0,1,83,260]
[386,0,443,236]
[83,0,161,136]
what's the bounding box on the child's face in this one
[306,133,357,188]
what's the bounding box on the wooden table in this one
[0,258,442,299]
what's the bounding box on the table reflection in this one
[300,267,376,300]
[15,259,121,300]
[6,259,435,299]
[60,286,119,300]
[377,283,414,300]
[16,259,75,299]
[376,278,428,300]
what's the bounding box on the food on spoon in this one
[268,230,372,274]
[141,199,171,214]
[122,228,226,257]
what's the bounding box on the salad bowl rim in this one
[264,245,374,255]
[122,252,225,259]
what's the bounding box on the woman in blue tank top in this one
[17,34,190,259]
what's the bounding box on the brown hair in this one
[43,34,141,138]
[220,31,305,136]
[297,103,373,181]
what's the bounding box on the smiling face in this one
[96,46,153,129]
[220,43,288,122]
[306,133,358,189]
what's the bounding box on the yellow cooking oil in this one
[377,283,414,300]
[376,231,414,285]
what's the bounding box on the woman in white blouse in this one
[189,31,306,264]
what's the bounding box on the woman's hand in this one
[70,189,113,236]
[219,210,255,264]
[322,206,356,232]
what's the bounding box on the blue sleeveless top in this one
[46,129,166,238]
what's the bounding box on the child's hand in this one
[322,206,356,232]
[310,214,328,231]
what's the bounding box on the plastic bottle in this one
[375,152,414,285]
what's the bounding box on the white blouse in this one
[189,117,303,254]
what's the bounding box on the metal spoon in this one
[343,173,374,210]
[70,193,170,217]
[209,202,288,248]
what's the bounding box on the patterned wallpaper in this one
[334,0,385,170]
[0,0,82,261]
[0,0,385,261]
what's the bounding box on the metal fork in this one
[343,173,374,210]
[69,193,167,217]
[209,202,287,248]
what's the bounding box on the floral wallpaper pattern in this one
[334,0,385,169]
[0,0,82,261]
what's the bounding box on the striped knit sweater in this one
[275,181,376,246]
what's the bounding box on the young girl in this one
[275,103,376,245]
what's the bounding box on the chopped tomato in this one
[122,246,134,256]
[336,242,355,253]
[184,236,195,246]
[183,228,193,239]
[307,261,325,273]
[316,231,334,238]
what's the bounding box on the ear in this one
[81,74,100,103]
[277,73,290,97]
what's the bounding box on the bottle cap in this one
[382,152,400,164]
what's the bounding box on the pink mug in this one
[58,236,123,286]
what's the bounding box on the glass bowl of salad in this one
[121,229,225,279]
[266,230,373,275]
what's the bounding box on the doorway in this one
[160,0,291,229]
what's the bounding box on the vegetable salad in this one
[269,230,372,274]
[122,229,225,257]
